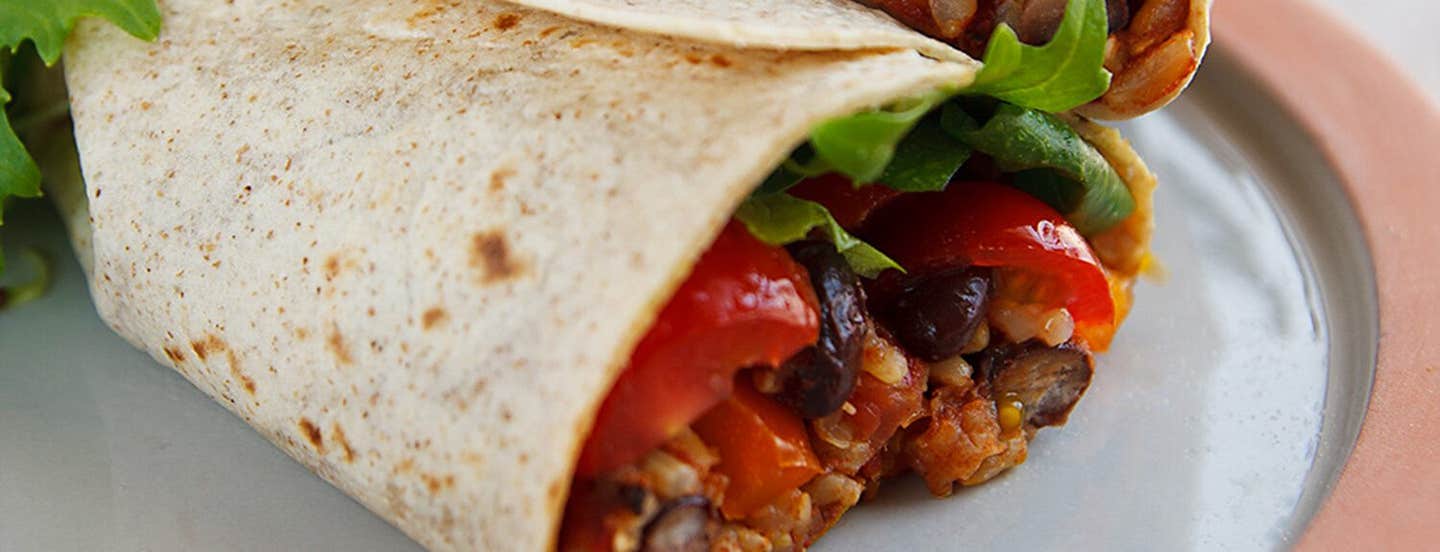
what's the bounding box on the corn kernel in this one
[998,400,1024,432]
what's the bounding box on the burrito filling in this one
[859,0,1207,118]
[560,90,1152,551]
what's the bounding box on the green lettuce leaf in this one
[756,89,966,197]
[0,246,49,309]
[966,0,1112,113]
[946,102,1133,234]
[0,0,161,281]
[734,193,901,278]
[0,0,162,65]
[753,145,830,196]
[0,82,38,223]
[875,113,971,193]
[807,89,951,184]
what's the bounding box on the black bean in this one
[618,484,650,515]
[641,496,714,552]
[883,267,991,362]
[1108,0,1132,32]
[772,241,869,419]
[979,340,1093,428]
[1017,0,1070,44]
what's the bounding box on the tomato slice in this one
[574,223,820,478]
[557,481,621,552]
[692,377,823,520]
[863,181,1117,349]
[843,355,927,455]
[788,174,902,230]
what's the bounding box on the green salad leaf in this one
[0,246,49,308]
[807,89,951,184]
[966,0,1112,113]
[0,0,161,282]
[734,193,901,278]
[757,89,964,196]
[0,53,39,233]
[946,102,1133,234]
[0,0,162,65]
[875,113,971,192]
[754,145,829,196]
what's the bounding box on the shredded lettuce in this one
[944,101,1133,235]
[734,193,901,279]
[966,0,1112,113]
[0,0,161,285]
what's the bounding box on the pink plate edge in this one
[1210,0,1440,549]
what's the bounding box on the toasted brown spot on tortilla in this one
[461,451,485,471]
[384,483,411,520]
[438,508,457,533]
[711,54,733,67]
[471,231,524,284]
[547,479,565,506]
[190,334,226,361]
[488,167,514,192]
[328,327,353,365]
[394,458,415,474]
[295,327,310,340]
[539,25,561,38]
[298,418,324,452]
[407,2,445,24]
[323,254,341,280]
[164,347,186,363]
[228,349,256,395]
[421,307,449,330]
[683,53,703,64]
[332,423,355,463]
[493,12,521,31]
[420,473,454,495]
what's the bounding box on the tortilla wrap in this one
[56,0,1168,548]
[500,0,967,62]
[508,0,1213,121]
[60,0,977,549]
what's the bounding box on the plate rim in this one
[1213,0,1440,548]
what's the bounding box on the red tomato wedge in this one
[863,181,1117,349]
[692,378,823,520]
[788,173,902,230]
[841,353,927,456]
[574,223,820,478]
[557,481,621,552]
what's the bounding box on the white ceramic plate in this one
[0,47,1379,552]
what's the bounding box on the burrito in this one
[2,0,1192,549]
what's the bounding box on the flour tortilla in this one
[503,0,970,62]
[61,0,977,549]
[514,0,1212,121]
[1077,0,1213,120]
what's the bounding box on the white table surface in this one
[1310,0,1440,101]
